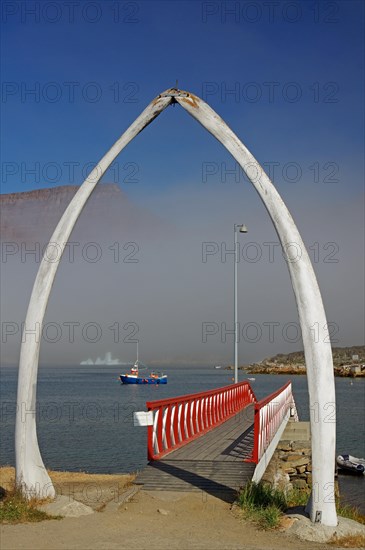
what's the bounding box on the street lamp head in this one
[239,224,248,233]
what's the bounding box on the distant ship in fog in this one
[80,352,122,366]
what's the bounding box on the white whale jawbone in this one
[15,89,337,526]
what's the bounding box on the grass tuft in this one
[286,486,311,507]
[329,534,365,548]
[238,481,287,511]
[336,502,365,525]
[257,504,283,529]
[0,488,57,524]
[238,482,287,529]
[238,481,365,532]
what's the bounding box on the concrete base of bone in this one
[285,509,365,543]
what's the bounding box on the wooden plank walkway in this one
[135,404,255,502]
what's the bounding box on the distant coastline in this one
[240,346,365,377]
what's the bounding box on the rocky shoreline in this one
[244,364,365,377]
[236,346,365,377]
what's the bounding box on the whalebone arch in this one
[15,88,337,526]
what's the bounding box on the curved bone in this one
[15,93,172,498]
[175,91,336,526]
[15,88,336,525]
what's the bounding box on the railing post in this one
[253,404,260,463]
[156,406,163,455]
[165,406,173,450]
[147,404,154,461]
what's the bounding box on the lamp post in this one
[234,223,247,384]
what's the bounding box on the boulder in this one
[283,467,297,475]
[284,456,310,468]
[292,479,308,489]
[38,495,94,518]
[277,441,292,452]
[286,514,365,543]
[291,440,311,451]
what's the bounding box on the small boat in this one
[120,370,167,384]
[336,454,365,475]
[248,377,255,381]
[214,365,222,369]
[119,343,167,385]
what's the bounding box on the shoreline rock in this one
[243,346,365,377]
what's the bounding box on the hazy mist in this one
[1,176,364,368]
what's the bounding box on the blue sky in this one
[1,1,364,365]
[1,0,364,197]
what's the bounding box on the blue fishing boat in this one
[120,369,167,384]
[119,343,167,385]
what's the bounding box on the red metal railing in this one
[249,381,298,464]
[146,381,257,460]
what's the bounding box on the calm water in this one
[1,365,364,511]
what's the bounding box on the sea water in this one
[1,365,364,511]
